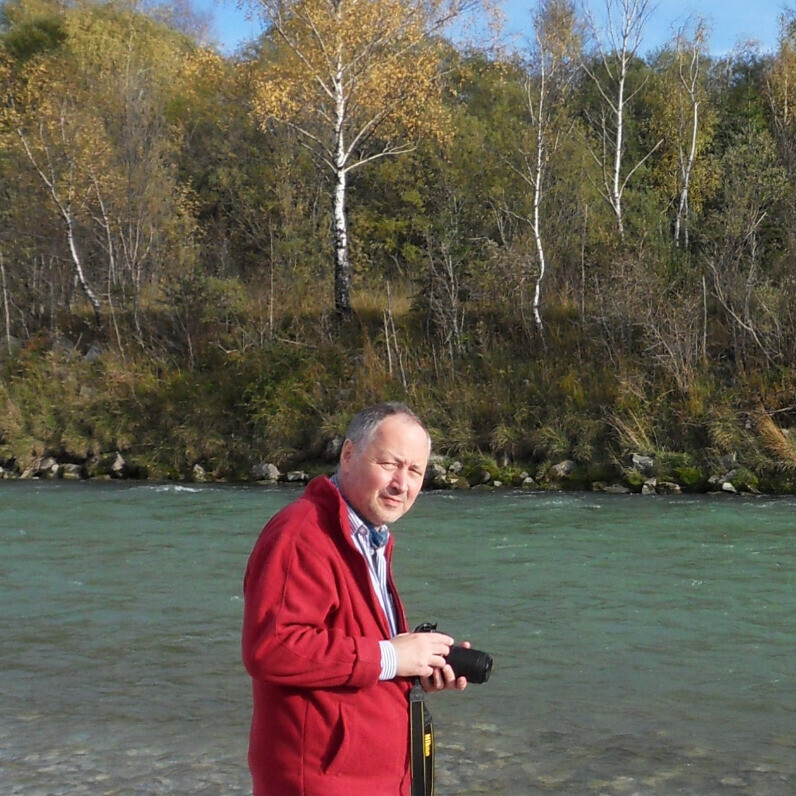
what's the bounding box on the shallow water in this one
[1,482,794,794]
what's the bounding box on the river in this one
[1,481,793,794]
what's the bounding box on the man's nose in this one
[391,467,410,492]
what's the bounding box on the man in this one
[242,403,467,795]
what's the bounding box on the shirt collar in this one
[331,474,390,549]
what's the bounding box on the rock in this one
[719,452,737,471]
[521,476,538,490]
[324,435,344,461]
[84,343,102,363]
[285,470,308,483]
[630,453,656,476]
[424,461,448,489]
[604,483,631,494]
[448,461,463,475]
[722,481,738,494]
[110,452,128,478]
[60,463,84,480]
[192,463,209,482]
[252,462,281,482]
[551,460,576,478]
[641,477,681,495]
[39,456,58,476]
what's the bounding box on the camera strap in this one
[409,680,434,796]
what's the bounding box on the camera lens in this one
[445,645,493,684]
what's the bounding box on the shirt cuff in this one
[378,639,398,680]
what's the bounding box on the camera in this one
[415,622,493,684]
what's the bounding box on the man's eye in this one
[380,461,397,471]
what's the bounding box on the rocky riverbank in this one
[1,448,787,496]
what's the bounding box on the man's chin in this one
[374,501,406,524]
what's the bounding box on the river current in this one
[1,481,793,794]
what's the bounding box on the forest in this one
[1,0,796,493]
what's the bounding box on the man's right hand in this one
[389,632,454,678]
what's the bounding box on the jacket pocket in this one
[320,702,353,776]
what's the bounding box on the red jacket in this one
[242,476,412,795]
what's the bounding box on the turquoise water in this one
[1,481,793,794]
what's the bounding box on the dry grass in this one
[755,411,796,470]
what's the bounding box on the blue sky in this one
[198,0,788,56]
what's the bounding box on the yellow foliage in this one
[250,0,457,155]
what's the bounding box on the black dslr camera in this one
[415,622,493,684]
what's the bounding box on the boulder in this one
[551,459,576,478]
[630,454,656,477]
[324,435,344,462]
[598,482,631,494]
[424,461,448,489]
[60,463,85,480]
[252,462,281,482]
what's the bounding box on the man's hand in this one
[421,641,470,693]
[389,631,453,678]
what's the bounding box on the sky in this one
[196,0,789,57]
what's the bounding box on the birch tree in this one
[648,20,715,249]
[1,0,203,336]
[249,0,477,318]
[516,0,580,333]
[581,0,661,238]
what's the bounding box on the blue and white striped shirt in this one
[332,478,399,680]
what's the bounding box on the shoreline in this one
[3,450,794,497]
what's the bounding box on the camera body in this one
[415,622,493,684]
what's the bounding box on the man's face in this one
[337,414,430,526]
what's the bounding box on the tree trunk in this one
[332,163,352,318]
[64,213,104,330]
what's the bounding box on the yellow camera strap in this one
[409,680,434,796]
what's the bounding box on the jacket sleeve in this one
[241,512,383,690]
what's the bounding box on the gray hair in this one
[344,402,430,450]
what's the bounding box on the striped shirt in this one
[332,478,399,680]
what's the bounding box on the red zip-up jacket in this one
[242,476,412,795]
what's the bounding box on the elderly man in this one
[242,402,467,795]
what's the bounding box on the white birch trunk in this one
[332,49,351,317]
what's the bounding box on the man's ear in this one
[339,439,354,469]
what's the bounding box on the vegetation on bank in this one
[1,0,796,493]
